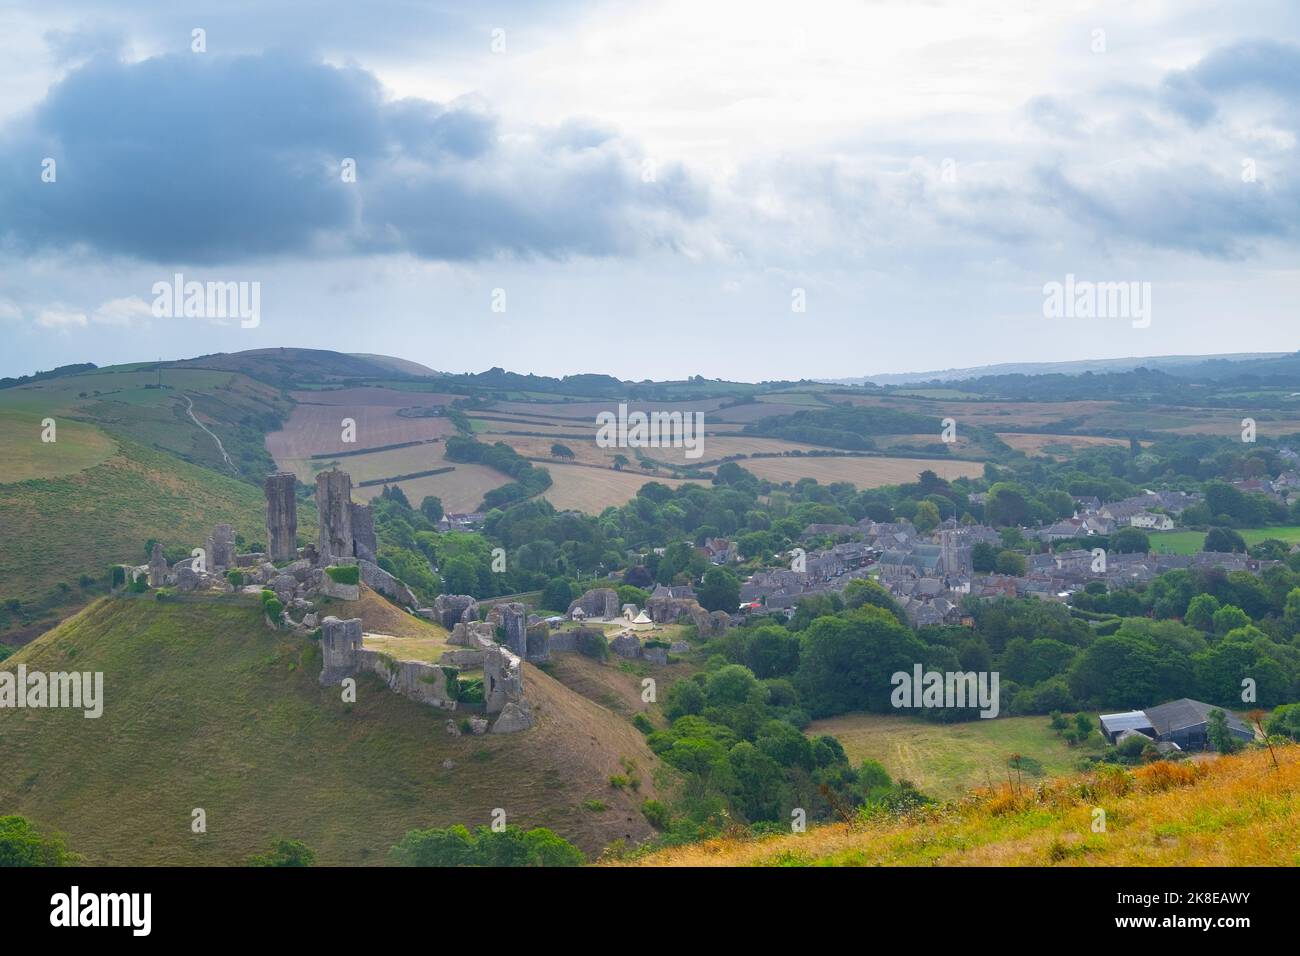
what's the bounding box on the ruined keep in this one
[210,523,236,569]
[264,472,299,562]
[147,542,168,588]
[351,503,378,562]
[315,470,355,563]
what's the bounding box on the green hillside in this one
[0,427,316,637]
[0,597,665,864]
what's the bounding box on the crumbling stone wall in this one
[319,616,363,685]
[351,503,378,562]
[567,587,620,620]
[210,523,236,569]
[315,470,355,563]
[264,472,299,562]
[433,594,478,630]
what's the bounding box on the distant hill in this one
[832,353,1292,387]
[348,353,443,378]
[174,348,429,388]
[0,596,667,863]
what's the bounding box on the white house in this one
[1130,512,1174,531]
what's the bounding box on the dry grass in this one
[1,597,668,863]
[540,462,701,512]
[619,745,1300,866]
[0,410,118,482]
[996,433,1132,457]
[266,402,453,459]
[739,455,984,489]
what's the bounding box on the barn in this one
[1099,698,1254,752]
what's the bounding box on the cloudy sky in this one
[1,0,1298,381]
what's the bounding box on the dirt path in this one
[182,394,237,472]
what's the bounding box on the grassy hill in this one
[623,744,1300,866]
[0,596,666,864]
[0,427,317,638]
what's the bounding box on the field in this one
[1150,526,1300,554]
[482,432,821,470]
[540,462,701,512]
[266,401,455,459]
[0,410,118,482]
[805,712,1102,800]
[0,597,668,863]
[995,432,1132,458]
[739,455,985,489]
[622,744,1300,866]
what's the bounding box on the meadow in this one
[805,712,1103,800]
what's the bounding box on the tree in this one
[1184,593,1220,631]
[1210,604,1250,636]
[612,454,630,471]
[971,541,998,573]
[995,550,1027,576]
[419,495,444,524]
[913,500,940,533]
[697,566,740,613]
[1204,527,1246,553]
[1207,708,1243,754]
[1110,526,1149,554]
[541,578,574,613]
[380,484,412,509]
[550,443,576,460]
[795,605,927,717]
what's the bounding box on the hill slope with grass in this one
[0,597,666,864]
[622,745,1300,866]
[0,429,317,638]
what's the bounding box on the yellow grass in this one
[483,432,822,469]
[619,745,1300,866]
[739,455,984,489]
[541,462,701,512]
[0,411,118,482]
[996,433,1132,457]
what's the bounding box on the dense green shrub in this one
[325,564,360,585]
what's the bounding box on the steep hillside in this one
[623,745,1300,866]
[0,430,318,639]
[0,597,667,864]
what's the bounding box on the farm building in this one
[1099,698,1254,751]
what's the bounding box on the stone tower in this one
[264,472,299,562]
[315,469,354,563]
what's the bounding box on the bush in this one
[325,564,360,585]
[576,628,609,660]
[641,799,671,831]
[246,838,316,867]
[0,815,78,866]
[631,713,654,735]
[389,824,583,867]
[226,569,245,587]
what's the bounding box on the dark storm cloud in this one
[0,51,703,264]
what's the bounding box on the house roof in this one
[1143,698,1250,737]
[1099,710,1154,735]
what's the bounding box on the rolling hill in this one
[0,596,669,864]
